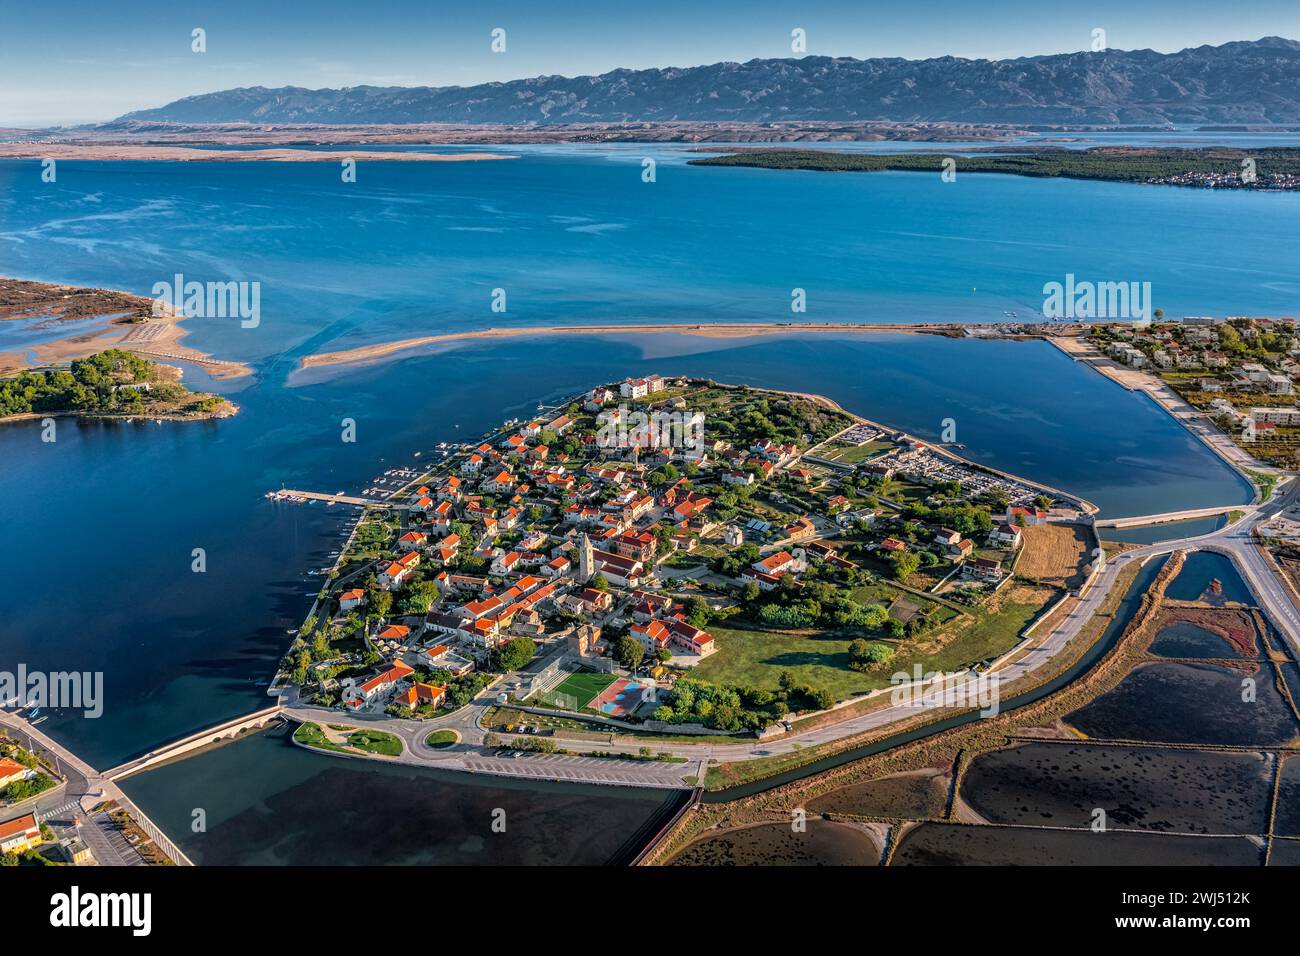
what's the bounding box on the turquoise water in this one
[0,148,1272,783]
[4,147,1300,355]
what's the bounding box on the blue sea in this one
[0,142,1292,859]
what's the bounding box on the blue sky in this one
[3,0,1298,126]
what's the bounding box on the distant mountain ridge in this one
[115,37,1300,126]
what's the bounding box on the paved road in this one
[0,710,191,864]
[288,477,1300,785]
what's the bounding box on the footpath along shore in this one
[1047,334,1279,487]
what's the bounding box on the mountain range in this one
[114,37,1300,126]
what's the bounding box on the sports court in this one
[587,677,655,718]
[543,670,616,710]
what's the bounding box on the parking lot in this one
[463,752,691,788]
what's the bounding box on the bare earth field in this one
[1016,523,1092,589]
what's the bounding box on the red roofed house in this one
[667,619,716,657]
[591,549,646,588]
[391,682,446,710]
[491,551,522,575]
[0,813,41,855]
[989,522,1023,547]
[752,550,803,577]
[630,620,671,654]
[1007,505,1048,526]
[0,757,31,789]
[376,624,411,642]
[613,530,656,562]
[344,659,414,709]
[338,588,366,612]
[429,499,455,532]
[378,550,420,589]
[398,530,427,551]
[484,470,516,492]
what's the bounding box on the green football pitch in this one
[548,671,617,709]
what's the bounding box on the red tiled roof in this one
[0,813,38,842]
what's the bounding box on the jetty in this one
[268,489,404,508]
[1095,504,1249,529]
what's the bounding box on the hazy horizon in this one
[3,0,1300,127]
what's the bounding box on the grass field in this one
[346,729,402,756]
[907,587,1049,672]
[695,585,1047,701]
[820,439,895,464]
[693,625,890,699]
[848,582,960,624]
[292,722,348,753]
[546,671,617,710]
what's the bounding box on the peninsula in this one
[295,321,1043,372]
[689,146,1300,190]
[0,348,237,423]
[0,277,251,379]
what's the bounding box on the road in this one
[0,710,193,865]
[272,475,1300,789]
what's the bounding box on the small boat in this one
[30,716,47,726]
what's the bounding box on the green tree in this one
[369,589,393,618]
[291,649,311,686]
[685,597,711,628]
[491,637,536,672]
[890,550,920,581]
[617,635,645,669]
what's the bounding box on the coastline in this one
[0,402,239,427]
[296,321,1000,372]
[1045,333,1275,498]
[0,144,519,163]
[263,376,1101,795]
[0,276,253,380]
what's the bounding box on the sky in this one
[3,0,1299,126]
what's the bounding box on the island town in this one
[269,373,1098,771]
